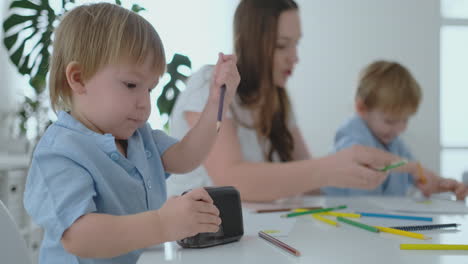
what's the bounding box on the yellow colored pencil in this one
[417,162,427,184]
[312,214,338,227]
[320,212,361,218]
[401,244,468,250]
[293,209,360,218]
[375,226,430,240]
[293,208,311,213]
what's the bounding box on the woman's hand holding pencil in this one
[318,145,395,190]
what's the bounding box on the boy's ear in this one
[65,61,86,94]
[355,98,368,118]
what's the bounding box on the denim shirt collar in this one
[55,111,118,153]
[353,115,398,150]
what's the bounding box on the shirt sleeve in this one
[181,65,213,113]
[398,139,415,161]
[395,139,416,185]
[335,132,373,152]
[152,129,179,156]
[152,129,179,179]
[24,148,97,240]
[321,133,373,196]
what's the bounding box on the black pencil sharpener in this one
[176,186,244,248]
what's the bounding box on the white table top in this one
[137,196,468,264]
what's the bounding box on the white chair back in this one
[0,200,32,264]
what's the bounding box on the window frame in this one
[440,2,468,181]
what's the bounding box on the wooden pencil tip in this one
[216,122,221,132]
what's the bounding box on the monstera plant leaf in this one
[3,0,59,95]
[158,53,192,129]
[3,0,186,135]
[2,0,139,94]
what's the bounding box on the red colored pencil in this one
[258,231,301,256]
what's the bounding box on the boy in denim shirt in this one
[322,60,467,200]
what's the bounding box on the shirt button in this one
[148,181,152,189]
[110,152,119,161]
[145,150,152,159]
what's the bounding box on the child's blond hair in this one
[49,3,166,112]
[356,60,422,116]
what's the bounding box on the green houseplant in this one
[2,0,190,139]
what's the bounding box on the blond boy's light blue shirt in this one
[24,111,178,264]
[322,115,415,196]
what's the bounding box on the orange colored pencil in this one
[417,163,427,184]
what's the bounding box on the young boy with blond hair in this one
[322,60,467,199]
[23,3,239,263]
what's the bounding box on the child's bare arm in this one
[413,167,468,200]
[162,53,240,174]
[378,161,468,200]
[61,188,220,258]
[162,100,218,174]
[61,211,163,258]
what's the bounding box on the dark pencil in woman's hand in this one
[216,84,227,132]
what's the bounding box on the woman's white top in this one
[167,65,296,196]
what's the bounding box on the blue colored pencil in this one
[357,212,433,222]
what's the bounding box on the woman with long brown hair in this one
[168,0,397,202]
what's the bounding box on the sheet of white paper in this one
[368,197,468,214]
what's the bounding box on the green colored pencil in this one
[281,205,347,218]
[337,216,380,233]
[378,160,408,172]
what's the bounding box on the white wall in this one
[289,0,440,172]
[140,0,237,128]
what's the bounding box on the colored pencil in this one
[417,162,427,184]
[375,226,430,240]
[400,244,468,250]
[281,205,347,218]
[357,212,433,222]
[390,223,460,231]
[379,160,408,172]
[312,214,338,227]
[319,212,361,218]
[336,216,380,233]
[258,231,301,256]
[255,206,322,213]
[216,84,227,132]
